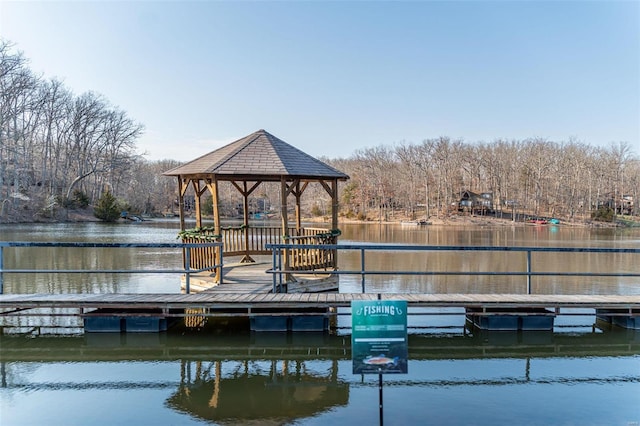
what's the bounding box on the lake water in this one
[1,220,639,425]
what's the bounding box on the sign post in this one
[352,299,408,425]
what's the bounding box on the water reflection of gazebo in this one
[167,359,348,424]
[163,130,349,283]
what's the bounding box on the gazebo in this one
[163,129,349,283]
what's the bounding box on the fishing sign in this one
[351,300,408,374]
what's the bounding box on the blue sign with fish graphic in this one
[351,300,408,374]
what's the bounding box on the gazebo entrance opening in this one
[163,130,349,284]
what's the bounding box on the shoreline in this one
[0,208,633,228]
[306,212,626,228]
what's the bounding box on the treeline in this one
[1,40,637,224]
[0,41,178,221]
[321,138,638,222]
[205,138,638,224]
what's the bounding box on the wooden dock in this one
[1,293,639,334]
[1,293,639,314]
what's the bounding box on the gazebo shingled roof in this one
[163,129,349,180]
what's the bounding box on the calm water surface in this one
[2,220,640,295]
[0,221,639,425]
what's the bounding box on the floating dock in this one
[1,293,640,333]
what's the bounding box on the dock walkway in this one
[2,293,639,315]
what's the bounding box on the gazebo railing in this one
[180,226,339,274]
[222,226,293,256]
[287,229,340,271]
[179,236,220,272]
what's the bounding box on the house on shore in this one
[456,190,494,215]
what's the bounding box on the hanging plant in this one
[220,224,250,231]
[315,229,342,239]
[177,226,220,240]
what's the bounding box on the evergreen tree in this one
[94,191,121,222]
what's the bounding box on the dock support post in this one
[272,249,277,293]
[272,248,285,293]
[0,246,3,294]
[185,249,191,294]
[361,248,366,293]
[379,370,384,426]
[526,250,532,294]
[219,248,224,285]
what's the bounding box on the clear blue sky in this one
[1,1,638,161]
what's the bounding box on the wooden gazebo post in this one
[294,180,303,232]
[242,182,251,262]
[208,176,222,282]
[280,176,290,276]
[331,179,339,269]
[230,180,260,263]
[193,180,203,228]
[177,177,186,230]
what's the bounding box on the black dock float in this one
[83,309,170,333]
[291,315,328,332]
[250,308,330,332]
[250,315,288,332]
[465,308,555,331]
[596,309,640,330]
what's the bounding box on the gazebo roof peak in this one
[163,129,349,180]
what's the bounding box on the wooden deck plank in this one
[281,293,296,302]
[233,294,255,303]
[409,294,423,302]
[250,293,271,303]
[243,293,263,302]
[250,293,270,302]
